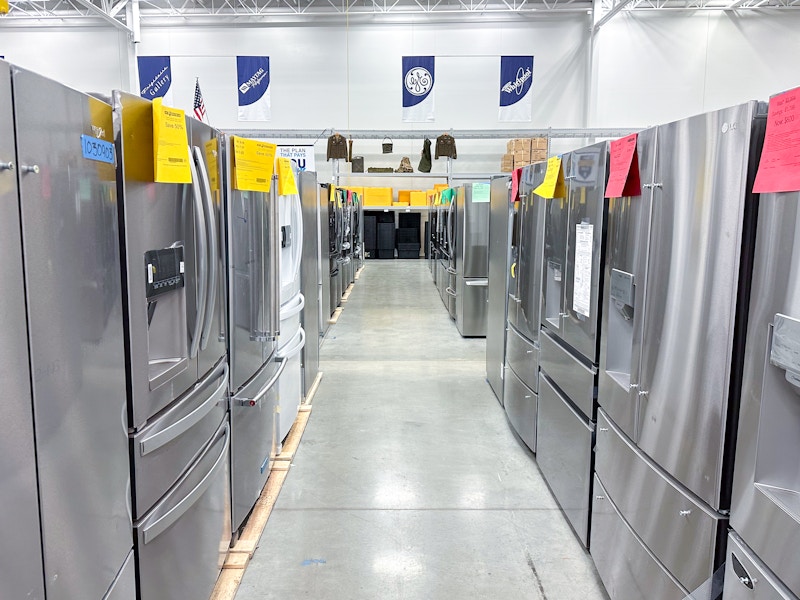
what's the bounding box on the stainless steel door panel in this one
[132,359,228,517]
[487,176,512,401]
[231,358,282,531]
[299,172,320,394]
[135,420,231,600]
[189,120,227,380]
[591,475,690,600]
[595,410,722,593]
[103,550,135,600]
[447,271,457,319]
[723,532,798,600]
[537,373,593,547]
[503,366,538,452]
[637,102,760,508]
[458,185,490,278]
[506,324,539,392]
[14,68,131,600]
[319,185,331,335]
[731,190,800,597]
[539,329,595,418]
[599,127,658,441]
[0,60,46,600]
[514,165,547,341]
[541,179,569,338]
[562,142,608,362]
[456,276,488,337]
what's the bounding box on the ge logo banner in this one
[405,67,432,96]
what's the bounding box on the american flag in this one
[193,78,208,123]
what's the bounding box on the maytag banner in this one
[138,56,173,104]
[277,146,315,173]
[402,56,435,123]
[499,56,534,122]
[237,56,271,122]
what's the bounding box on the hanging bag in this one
[382,137,393,154]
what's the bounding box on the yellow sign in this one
[0,0,8,15]
[232,136,276,192]
[533,156,566,199]
[276,157,298,196]
[204,139,219,191]
[152,98,191,184]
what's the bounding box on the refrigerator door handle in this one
[188,147,208,359]
[139,363,228,456]
[141,422,229,544]
[193,145,218,351]
[269,182,281,339]
[240,356,288,407]
[445,287,457,297]
[465,279,489,287]
[276,328,306,361]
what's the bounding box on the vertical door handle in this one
[269,183,281,339]
[192,145,218,351]
[188,147,208,359]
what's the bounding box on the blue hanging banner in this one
[137,56,173,104]
[402,56,435,123]
[499,56,534,122]
[237,56,271,122]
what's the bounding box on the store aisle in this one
[236,260,608,600]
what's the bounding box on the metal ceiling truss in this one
[1,0,797,29]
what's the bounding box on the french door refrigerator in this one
[727,113,800,598]
[503,162,547,452]
[486,176,512,404]
[113,91,231,600]
[538,142,608,548]
[225,136,282,535]
[3,63,135,600]
[455,183,490,337]
[593,102,766,600]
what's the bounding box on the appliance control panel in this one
[145,246,185,299]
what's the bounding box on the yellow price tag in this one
[152,98,191,184]
[232,136,276,192]
[533,156,566,199]
[204,139,219,191]
[276,157,298,195]
[0,0,8,14]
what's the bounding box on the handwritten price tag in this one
[753,87,800,194]
[605,133,641,198]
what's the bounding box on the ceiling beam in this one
[593,0,636,29]
[70,0,133,29]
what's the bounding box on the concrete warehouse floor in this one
[236,260,608,600]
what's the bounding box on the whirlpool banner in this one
[499,56,534,122]
[402,56,435,123]
[138,56,173,105]
[237,56,271,122]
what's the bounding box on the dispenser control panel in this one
[145,246,185,299]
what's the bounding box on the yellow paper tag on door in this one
[276,157,298,195]
[152,98,191,184]
[533,156,566,199]
[232,136,275,192]
[0,0,9,15]
[204,139,219,191]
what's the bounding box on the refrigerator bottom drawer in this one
[503,365,537,453]
[104,550,135,600]
[506,324,539,392]
[537,373,593,547]
[591,475,690,600]
[135,420,231,600]
[594,409,722,594]
[456,276,488,337]
[724,532,798,600]
[539,329,595,418]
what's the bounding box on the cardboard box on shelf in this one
[532,137,548,150]
[506,140,515,153]
[433,183,449,193]
[513,138,531,153]
[409,191,427,206]
[397,190,423,205]
[531,149,547,162]
[501,152,515,172]
[393,201,410,207]
[363,187,394,207]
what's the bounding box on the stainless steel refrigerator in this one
[727,131,800,598]
[444,197,457,318]
[113,91,231,600]
[3,63,135,600]
[455,183,490,337]
[319,183,332,332]
[503,163,547,452]
[538,142,608,548]
[299,171,321,395]
[593,102,767,599]
[486,176,512,404]
[224,137,282,535]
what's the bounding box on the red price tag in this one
[753,87,800,194]
[510,167,522,203]
[605,133,641,198]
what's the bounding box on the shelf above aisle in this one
[337,172,448,179]
[363,206,432,212]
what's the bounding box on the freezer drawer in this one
[537,373,594,547]
[503,366,537,452]
[723,532,798,600]
[104,550,135,600]
[506,324,539,392]
[456,276,488,337]
[591,475,690,600]
[594,409,724,594]
[132,358,229,517]
[135,420,231,600]
[539,329,596,418]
